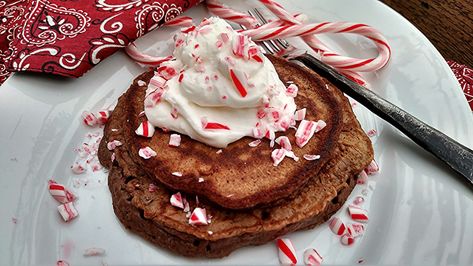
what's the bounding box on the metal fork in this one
[248,8,473,186]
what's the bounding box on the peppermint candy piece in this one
[106,140,122,151]
[277,238,297,265]
[286,84,298,97]
[138,147,157,159]
[71,161,86,174]
[341,233,355,246]
[95,110,109,125]
[81,111,97,127]
[303,248,323,266]
[303,154,320,161]
[48,180,76,204]
[346,223,365,238]
[271,148,286,166]
[135,121,155,138]
[56,260,70,266]
[169,134,181,147]
[170,192,184,209]
[57,202,79,222]
[295,120,317,148]
[357,170,368,184]
[248,139,261,147]
[294,108,306,121]
[348,205,369,223]
[353,196,365,205]
[328,216,346,236]
[365,160,379,175]
[189,207,208,225]
[83,247,106,257]
[275,136,292,151]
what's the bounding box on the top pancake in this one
[99,55,344,209]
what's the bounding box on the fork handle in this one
[294,53,473,185]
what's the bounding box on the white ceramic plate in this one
[1,0,473,265]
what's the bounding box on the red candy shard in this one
[135,120,155,138]
[48,180,76,204]
[229,69,248,97]
[303,248,323,266]
[170,192,184,209]
[348,205,369,222]
[277,238,297,265]
[341,233,355,246]
[328,216,346,235]
[204,122,230,130]
[189,207,208,225]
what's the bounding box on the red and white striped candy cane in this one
[242,22,390,72]
[165,16,194,27]
[125,16,193,66]
[206,0,258,28]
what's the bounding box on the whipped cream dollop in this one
[144,17,297,148]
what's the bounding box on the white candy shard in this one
[286,84,298,97]
[135,120,155,138]
[106,140,122,151]
[189,207,208,225]
[357,170,368,184]
[172,171,183,177]
[303,248,323,266]
[303,154,320,161]
[348,205,369,223]
[277,238,297,265]
[275,136,292,150]
[294,108,306,121]
[83,247,106,257]
[248,139,261,147]
[169,134,181,147]
[170,192,184,209]
[346,223,365,238]
[71,161,86,174]
[341,233,355,246]
[328,216,346,236]
[138,147,157,159]
[365,160,379,175]
[48,180,76,204]
[57,202,79,222]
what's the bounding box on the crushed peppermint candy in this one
[348,205,369,223]
[346,223,365,238]
[341,234,355,246]
[303,154,321,161]
[366,129,377,137]
[82,111,97,127]
[71,161,86,174]
[169,134,181,147]
[189,207,208,225]
[357,170,368,184]
[138,147,157,159]
[135,120,155,138]
[365,160,379,175]
[286,83,298,97]
[170,192,185,209]
[172,171,183,177]
[328,216,346,236]
[248,139,262,147]
[277,238,297,265]
[83,247,106,257]
[275,136,292,150]
[57,202,79,222]
[303,248,323,266]
[353,196,365,205]
[48,180,76,204]
[295,120,317,148]
[107,140,122,151]
[294,108,306,121]
[95,110,109,125]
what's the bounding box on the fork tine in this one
[247,10,281,54]
[252,8,290,50]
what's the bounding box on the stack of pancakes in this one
[98,56,373,258]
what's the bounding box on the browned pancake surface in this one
[103,61,374,256]
[99,56,344,209]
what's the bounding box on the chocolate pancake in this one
[99,56,344,209]
[103,65,373,257]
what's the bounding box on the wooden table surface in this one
[381,0,473,67]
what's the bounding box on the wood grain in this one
[382,0,473,66]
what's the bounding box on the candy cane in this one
[206,0,258,28]
[165,16,194,27]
